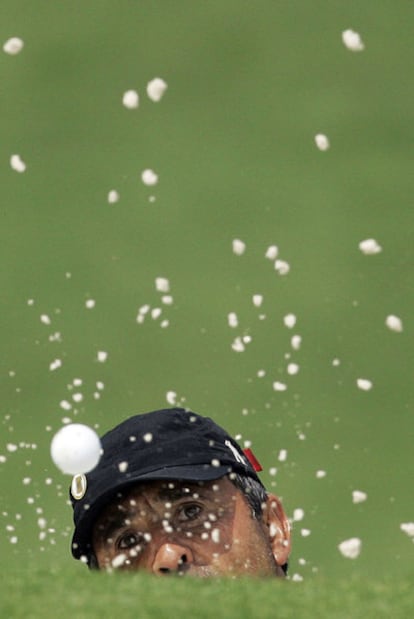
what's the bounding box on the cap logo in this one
[225,440,247,466]
[71,473,87,500]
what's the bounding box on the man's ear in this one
[262,494,291,569]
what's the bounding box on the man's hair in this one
[230,473,268,517]
[230,473,288,575]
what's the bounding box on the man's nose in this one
[152,543,194,575]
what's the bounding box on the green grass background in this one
[1,0,413,612]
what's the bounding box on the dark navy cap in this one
[70,408,264,562]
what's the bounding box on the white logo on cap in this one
[225,440,247,466]
[71,473,87,500]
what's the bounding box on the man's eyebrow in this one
[156,484,208,502]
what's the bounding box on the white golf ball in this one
[50,424,102,474]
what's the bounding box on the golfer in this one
[70,407,291,576]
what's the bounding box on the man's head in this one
[70,408,291,577]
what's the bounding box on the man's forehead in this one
[98,477,235,518]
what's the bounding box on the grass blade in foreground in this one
[1,566,413,619]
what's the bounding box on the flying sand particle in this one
[252,294,263,307]
[3,37,24,55]
[147,77,168,102]
[151,308,162,320]
[293,508,305,522]
[37,518,47,529]
[232,239,246,256]
[400,523,414,538]
[228,312,238,328]
[112,553,127,568]
[274,259,290,275]
[122,90,139,109]
[232,337,245,352]
[278,449,287,462]
[287,363,299,376]
[283,314,296,329]
[166,391,177,405]
[137,304,150,323]
[265,245,278,260]
[352,490,367,504]
[338,537,362,559]
[141,169,158,186]
[356,378,372,391]
[314,134,330,151]
[211,528,220,543]
[342,29,365,52]
[359,238,382,255]
[107,190,120,204]
[10,155,27,173]
[155,277,170,293]
[385,315,403,333]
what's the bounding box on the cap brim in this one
[71,463,231,560]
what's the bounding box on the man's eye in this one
[178,503,203,522]
[117,531,143,550]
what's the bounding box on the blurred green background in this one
[1,0,413,582]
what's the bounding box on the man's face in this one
[92,477,290,577]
